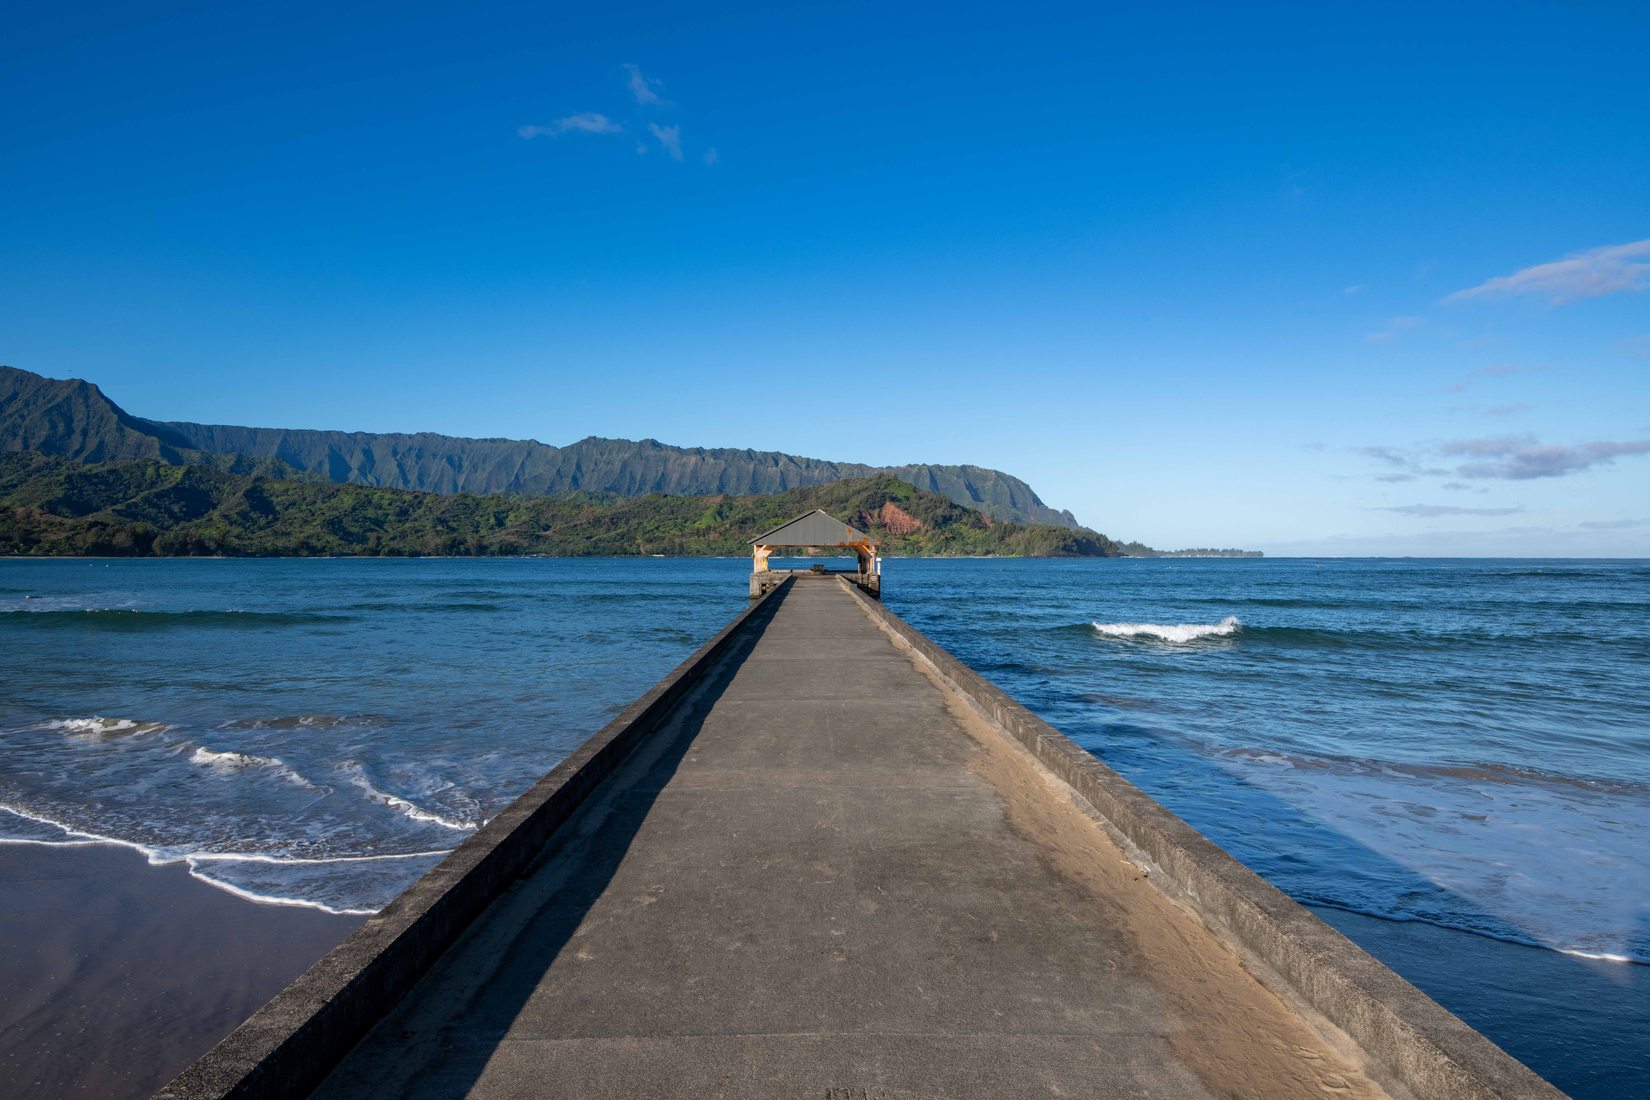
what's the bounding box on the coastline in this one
[0,842,361,1100]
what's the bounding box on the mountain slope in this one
[1,366,1079,527]
[0,452,1118,558]
[0,367,197,462]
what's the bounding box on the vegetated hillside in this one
[1,365,1080,528]
[0,453,1121,558]
[1112,540,1264,559]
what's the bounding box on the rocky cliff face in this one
[2,366,1082,528]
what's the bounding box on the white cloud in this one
[518,113,622,139]
[1354,446,1447,478]
[702,146,719,166]
[1447,362,1542,393]
[1445,401,1532,417]
[1376,504,1524,517]
[1443,435,1650,480]
[624,63,664,107]
[1366,315,1425,343]
[1446,238,1650,304]
[648,122,683,161]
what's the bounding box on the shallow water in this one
[0,558,749,913]
[2,556,1645,1096]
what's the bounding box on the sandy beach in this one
[0,842,361,1100]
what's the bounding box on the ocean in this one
[2,556,1645,1096]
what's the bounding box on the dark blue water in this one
[2,556,1645,1096]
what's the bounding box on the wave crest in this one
[48,716,167,738]
[190,747,317,788]
[1092,616,1241,643]
[340,765,479,831]
[218,714,389,730]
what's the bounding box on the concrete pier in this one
[159,576,1563,1100]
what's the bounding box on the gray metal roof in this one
[749,509,871,547]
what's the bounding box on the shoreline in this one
[0,841,362,1100]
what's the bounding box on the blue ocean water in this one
[885,558,1650,968]
[0,558,751,913]
[2,556,1645,1095]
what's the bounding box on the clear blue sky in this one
[3,1,1647,554]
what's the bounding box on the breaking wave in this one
[341,764,480,832]
[218,714,389,731]
[189,747,318,788]
[0,803,449,916]
[1092,615,1241,643]
[48,716,167,738]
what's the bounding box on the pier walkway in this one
[317,579,1378,1099]
[161,576,1562,1100]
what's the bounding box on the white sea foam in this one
[190,849,452,866]
[0,804,449,916]
[1,802,170,858]
[48,716,165,737]
[180,869,381,916]
[1559,948,1637,964]
[189,746,317,787]
[219,714,389,730]
[1091,615,1241,643]
[341,765,479,831]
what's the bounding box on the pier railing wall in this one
[840,578,1561,1100]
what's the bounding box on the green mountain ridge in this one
[0,452,1121,559]
[1,365,1080,528]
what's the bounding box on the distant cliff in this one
[1,366,1080,529]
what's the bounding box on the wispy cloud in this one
[1442,435,1650,480]
[522,67,713,166]
[1447,362,1542,393]
[1355,446,1447,478]
[1366,315,1425,344]
[623,63,664,107]
[1446,238,1650,304]
[1376,504,1524,517]
[647,122,682,161]
[1446,401,1531,417]
[518,113,622,139]
[1579,518,1649,530]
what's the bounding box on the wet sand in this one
[0,843,361,1100]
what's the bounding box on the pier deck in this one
[161,576,1563,1100]
[311,579,1383,1099]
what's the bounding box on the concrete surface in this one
[159,574,1565,1100]
[305,578,1395,1099]
[844,580,1564,1100]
